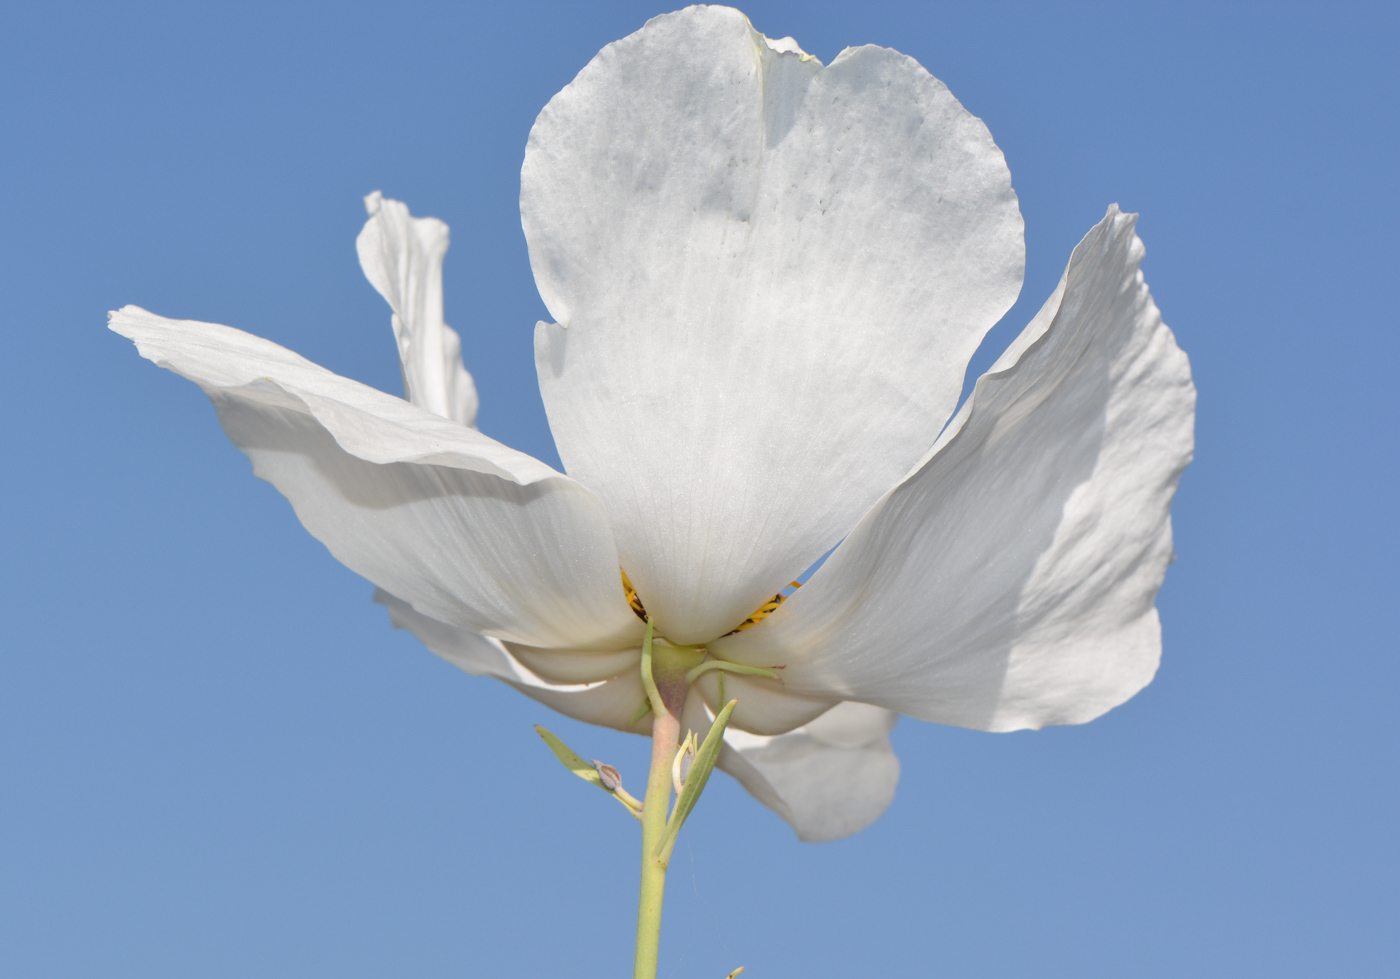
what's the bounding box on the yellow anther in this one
[623,571,801,634]
[728,581,801,634]
[620,568,648,622]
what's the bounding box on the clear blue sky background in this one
[3,1,1395,976]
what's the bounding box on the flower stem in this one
[633,621,705,979]
[634,702,680,979]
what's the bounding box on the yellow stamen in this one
[620,568,648,622]
[621,569,801,635]
[729,581,801,633]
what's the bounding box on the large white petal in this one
[708,701,901,843]
[523,6,1024,643]
[357,191,479,427]
[712,206,1195,731]
[111,306,641,651]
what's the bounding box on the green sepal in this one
[639,620,665,717]
[684,658,780,685]
[628,698,654,726]
[534,725,642,819]
[653,698,737,864]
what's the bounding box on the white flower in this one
[110,6,1194,843]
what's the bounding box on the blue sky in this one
[2,1,1396,975]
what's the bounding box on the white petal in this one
[712,207,1195,731]
[376,591,651,734]
[714,701,901,843]
[374,589,519,678]
[522,7,1024,643]
[502,642,640,686]
[357,191,479,427]
[690,668,835,736]
[111,306,641,651]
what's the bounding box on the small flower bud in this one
[591,760,623,792]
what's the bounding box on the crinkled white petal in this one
[712,206,1195,731]
[376,590,653,734]
[111,307,641,651]
[522,5,1025,644]
[708,701,901,842]
[357,191,479,427]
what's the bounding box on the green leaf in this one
[654,698,737,863]
[534,725,642,819]
[535,725,604,786]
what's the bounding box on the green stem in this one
[633,621,704,979]
[634,701,679,979]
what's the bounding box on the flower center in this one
[619,569,801,636]
[622,571,786,728]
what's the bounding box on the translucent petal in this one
[715,701,901,842]
[111,307,641,651]
[357,191,479,426]
[712,207,1195,731]
[523,6,1024,643]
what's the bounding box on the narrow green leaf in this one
[654,698,737,863]
[534,725,642,819]
[535,725,604,787]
